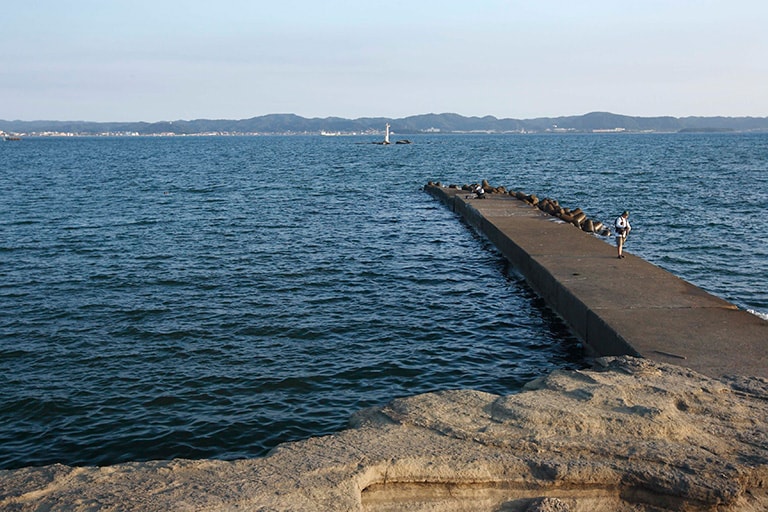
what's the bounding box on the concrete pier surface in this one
[425,184,767,380]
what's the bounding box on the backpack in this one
[615,216,626,234]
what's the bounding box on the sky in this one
[2,0,767,122]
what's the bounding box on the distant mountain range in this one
[3,111,768,136]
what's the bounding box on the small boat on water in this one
[4,136,21,141]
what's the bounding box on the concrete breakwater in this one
[425,182,767,380]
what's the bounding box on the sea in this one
[1,133,766,470]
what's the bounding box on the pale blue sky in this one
[2,0,766,121]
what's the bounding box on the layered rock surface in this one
[2,357,767,511]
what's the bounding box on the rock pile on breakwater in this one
[429,180,612,237]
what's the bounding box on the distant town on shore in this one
[2,111,768,137]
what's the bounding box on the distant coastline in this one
[2,111,768,137]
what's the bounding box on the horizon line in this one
[3,111,768,124]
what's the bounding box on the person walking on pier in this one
[614,211,631,258]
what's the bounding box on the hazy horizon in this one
[5,111,768,125]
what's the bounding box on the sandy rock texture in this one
[1,356,767,511]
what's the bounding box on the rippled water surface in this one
[1,133,765,469]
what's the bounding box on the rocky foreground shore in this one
[2,356,767,511]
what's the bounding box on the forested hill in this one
[3,111,768,135]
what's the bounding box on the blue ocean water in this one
[1,133,766,470]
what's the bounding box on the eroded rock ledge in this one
[2,357,767,511]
